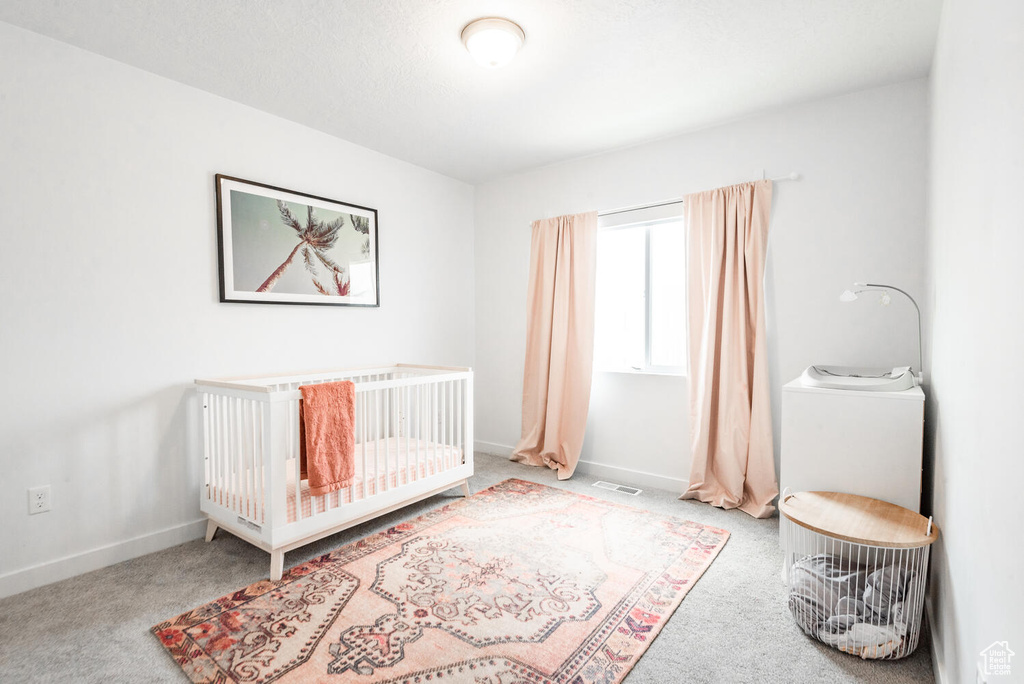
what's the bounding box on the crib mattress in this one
[209,438,463,525]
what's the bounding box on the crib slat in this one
[226,397,234,513]
[266,400,287,533]
[253,400,260,519]
[418,383,424,481]
[229,397,237,514]
[293,398,303,522]
[436,382,444,473]
[202,393,211,504]
[217,394,226,507]
[223,395,231,508]
[430,382,436,476]
[238,398,246,516]
[404,384,411,485]
[438,381,444,474]
[245,399,253,519]
[380,388,386,492]
[211,395,219,506]
[465,373,474,466]
[239,399,247,517]
[244,399,251,517]
[224,395,232,511]
[220,394,228,507]
[427,382,433,474]
[209,395,216,506]
[212,393,220,504]
[391,385,398,487]
[441,381,446,472]
[447,381,454,471]
[456,380,462,463]
[285,393,294,515]
[261,401,269,524]
[425,382,431,479]
[426,381,432,474]
[240,398,248,514]
[431,381,435,472]
[250,397,260,520]
[449,380,454,466]
[377,387,384,493]
[230,396,238,514]
[249,400,258,521]
[237,397,246,514]
[389,387,395,489]
[371,387,378,496]
[440,381,446,471]
[440,380,446,473]
[438,382,442,473]
[361,389,368,500]
[382,387,389,492]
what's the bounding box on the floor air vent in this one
[592,481,643,496]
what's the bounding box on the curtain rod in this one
[597,171,800,217]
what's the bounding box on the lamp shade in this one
[461,18,525,68]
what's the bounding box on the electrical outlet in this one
[28,485,51,515]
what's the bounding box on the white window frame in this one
[596,203,686,376]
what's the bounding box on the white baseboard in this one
[925,598,947,684]
[474,440,686,494]
[474,440,514,456]
[0,518,207,600]
[575,459,687,493]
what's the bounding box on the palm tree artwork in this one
[256,201,357,296]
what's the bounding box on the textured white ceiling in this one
[0,1,941,183]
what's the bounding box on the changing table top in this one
[780,491,939,548]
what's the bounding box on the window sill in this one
[594,368,686,378]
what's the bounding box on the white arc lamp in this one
[840,282,923,380]
[461,17,525,68]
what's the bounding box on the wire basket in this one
[779,490,938,660]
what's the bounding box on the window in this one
[593,206,686,374]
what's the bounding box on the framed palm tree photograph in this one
[215,174,379,307]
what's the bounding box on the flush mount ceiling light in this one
[461,17,525,69]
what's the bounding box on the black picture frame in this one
[215,174,380,307]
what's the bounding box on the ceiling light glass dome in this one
[461,18,525,69]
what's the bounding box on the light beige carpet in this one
[0,453,935,683]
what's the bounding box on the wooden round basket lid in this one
[779,491,939,548]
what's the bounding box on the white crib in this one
[195,364,473,580]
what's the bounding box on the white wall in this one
[474,80,929,489]
[926,1,1024,682]
[581,372,689,490]
[0,22,474,598]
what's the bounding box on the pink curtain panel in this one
[512,211,598,480]
[680,180,779,518]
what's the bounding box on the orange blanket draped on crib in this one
[299,381,356,496]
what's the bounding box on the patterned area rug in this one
[153,479,729,683]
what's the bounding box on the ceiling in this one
[0,1,942,183]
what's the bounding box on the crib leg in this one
[270,550,284,581]
[205,520,218,543]
[461,481,471,498]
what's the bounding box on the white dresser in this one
[780,378,925,512]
